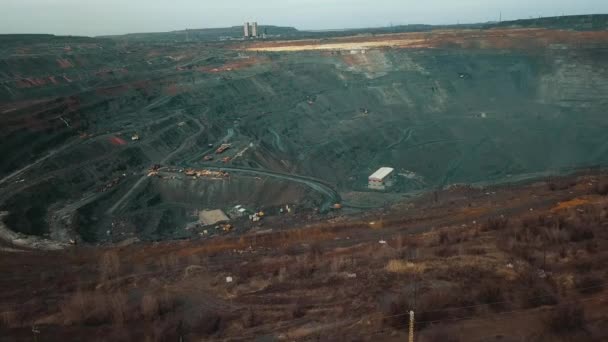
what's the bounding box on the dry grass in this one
[60,290,110,325]
[4,173,608,340]
[546,303,586,333]
[385,259,426,274]
[99,251,120,280]
[243,28,608,53]
[0,311,18,328]
[247,39,427,51]
[552,198,590,212]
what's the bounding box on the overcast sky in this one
[2,0,607,36]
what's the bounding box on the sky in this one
[2,0,607,36]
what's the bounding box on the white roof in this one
[369,167,394,180]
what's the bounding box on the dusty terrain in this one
[244,28,608,51]
[1,172,608,341]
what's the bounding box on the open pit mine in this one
[2,15,608,342]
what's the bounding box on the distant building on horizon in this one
[243,22,250,38]
[251,22,258,37]
[243,22,259,38]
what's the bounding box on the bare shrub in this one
[438,231,450,245]
[330,256,348,273]
[99,251,120,280]
[278,266,288,282]
[292,299,307,319]
[420,325,461,342]
[546,303,585,333]
[60,291,111,326]
[145,318,174,342]
[540,226,569,244]
[109,291,128,324]
[476,281,504,311]
[595,181,608,195]
[576,275,604,294]
[0,311,18,328]
[417,293,472,328]
[141,293,160,320]
[517,272,558,308]
[547,178,575,191]
[394,234,406,249]
[282,243,300,256]
[187,253,202,265]
[291,260,316,279]
[380,289,467,330]
[482,216,509,232]
[385,260,426,274]
[308,242,323,260]
[141,290,178,320]
[573,260,592,273]
[434,247,457,258]
[465,247,486,255]
[183,265,205,279]
[158,253,181,272]
[382,287,471,331]
[184,310,224,336]
[60,290,88,324]
[380,293,411,329]
[242,308,260,328]
[584,241,598,254]
[569,228,594,242]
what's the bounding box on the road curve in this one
[200,165,341,211]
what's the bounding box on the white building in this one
[251,22,258,37]
[368,167,395,190]
[244,22,250,37]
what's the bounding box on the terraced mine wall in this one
[1,24,608,243]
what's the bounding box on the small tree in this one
[99,251,120,280]
[546,303,585,333]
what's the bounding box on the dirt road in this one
[199,165,341,211]
[107,112,207,215]
[0,139,79,187]
[0,211,69,251]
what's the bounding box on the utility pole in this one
[408,310,415,342]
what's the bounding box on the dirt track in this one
[245,28,608,51]
[0,211,68,251]
[197,165,341,211]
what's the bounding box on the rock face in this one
[1,24,608,243]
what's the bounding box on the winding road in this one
[108,112,207,215]
[198,165,341,211]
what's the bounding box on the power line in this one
[148,280,608,339]
[338,294,608,340]
[379,281,606,321]
[284,282,607,341]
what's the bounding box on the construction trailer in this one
[368,167,395,190]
